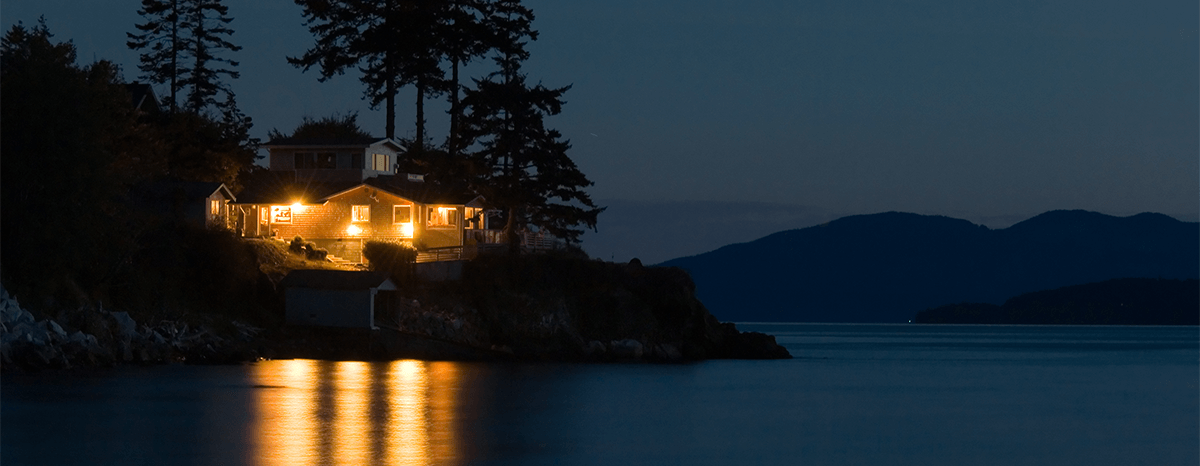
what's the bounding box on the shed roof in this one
[280,270,396,291]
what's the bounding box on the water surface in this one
[4,324,1196,465]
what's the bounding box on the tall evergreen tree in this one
[180,0,242,113]
[290,0,446,143]
[127,0,241,113]
[127,0,184,111]
[461,57,602,248]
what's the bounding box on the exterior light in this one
[400,223,414,238]
[346,225,362,236]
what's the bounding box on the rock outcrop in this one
[0,285,263,372]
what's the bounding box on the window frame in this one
[351,205,370,223]
[393,205,412,224]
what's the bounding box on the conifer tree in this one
[127,0,185,111]
[127,0,241,113]
[180,0,242,113]
[290,0,446,143]
[461,57,602,248]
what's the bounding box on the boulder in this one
[609,339,643,359]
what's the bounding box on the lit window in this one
[259,207,269,223]
[393,205,411,223]
[372,153,390,172]
[427,206,458,228]
[271,206,292,224]
[210,200,221,217]
[352,205,370,222]
[464,207,482,229]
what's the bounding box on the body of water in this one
[3,324,1197,465]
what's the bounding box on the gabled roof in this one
[126,82,161,113]
[235,172,478,206]
[363,175,479,205]
[280,270,396,291]
[264,136,404,151]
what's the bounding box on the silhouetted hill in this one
[659,210,1198,322]
[914,278,1199,325]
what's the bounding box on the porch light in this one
[399,222,414,238]
[346,224,362,236]
[291,201,306,213]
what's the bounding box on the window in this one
[294,152,336,169]
[427,206,458,228]
[210,199,221,217]
[352,205,370,222]
[372,153,390,172]
[294,152,314,169]
[464,207,481,229]
[350,153,364,169]
[316,153,336,169]
[393,205,412,223]
[270,206,292,224]
[259,207,269,224]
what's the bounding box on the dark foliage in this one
[268,112,373,141]
[363,240,417,284]
[1,20,150,308]
[2,21,266,324]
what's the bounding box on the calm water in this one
[3,324,1197,465]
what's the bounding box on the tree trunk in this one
[169,0,178,112]
[449,58,460,157]
[385,78,395,140]
[503,205,522,254]
[415,78,425,150]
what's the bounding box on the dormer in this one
[264,137,405,183]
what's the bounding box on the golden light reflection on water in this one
[255,359,319,466]
[253,359,461,466]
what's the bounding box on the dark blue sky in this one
[5,0,1197,227]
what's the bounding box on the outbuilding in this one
[279,270,395,328]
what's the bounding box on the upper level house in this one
[265,137,403,183]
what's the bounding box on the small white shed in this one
[280,270,396,329]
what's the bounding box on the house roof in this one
[264,136,403,150]
[125,82,161,113]
[280,270,396,291]
[235,171,477,206]
[135,180,235,202]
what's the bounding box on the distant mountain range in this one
[659,210,1199,323]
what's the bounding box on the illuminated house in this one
[265,136,403,183]
[233,136,498,262]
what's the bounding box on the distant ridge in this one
[659,210,1199,323]
[913,278,1199,325]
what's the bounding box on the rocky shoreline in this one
[0,257,791,372]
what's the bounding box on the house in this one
[234,137,504,263]
[265,136,404,183]
[279,270,395,328]
[133,180,236,230]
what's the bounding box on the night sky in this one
[4,0,1196,260]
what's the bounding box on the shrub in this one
[302,242,327,261]
[363,240,417,283]
[289,235,304,254]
